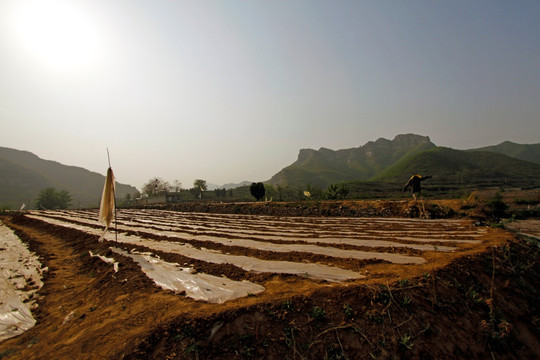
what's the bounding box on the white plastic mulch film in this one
[0,223,44,341]
[22,209,492,303]
[111,247,265,303]
[26,209,489,285]
[89,251,119,272]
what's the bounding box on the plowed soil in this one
[0,199,538,360]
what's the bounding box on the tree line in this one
[139,178,352,202]
[28,180,351,210]
[256,183,350,201]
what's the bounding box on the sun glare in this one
[11,1,101,70]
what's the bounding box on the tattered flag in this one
[98,167,115,241]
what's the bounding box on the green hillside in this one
[0,147,138,209]
[371,147,540,186]
[468,141,540,165]
[266,134,540,195]
[0,158,57,208]
[267,134,436,188]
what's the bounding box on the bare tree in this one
[173,180,182,192]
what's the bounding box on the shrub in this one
[488,192,508,219]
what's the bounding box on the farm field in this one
[0,201,538,359]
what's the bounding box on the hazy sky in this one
[1,1,539,189]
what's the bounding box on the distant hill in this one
[206,181,251,190]
[220,181,252,190]
[205,183,221,191]
[371,147,540,185]
[467,141,540,165]
[267,134,436,188]
[266,134,540,189]
[0,147,138,209]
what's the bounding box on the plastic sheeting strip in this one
[0,223,44,341]
[89,251,119,272]
[111,247,265,303]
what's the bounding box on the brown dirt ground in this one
[0,199,538,359]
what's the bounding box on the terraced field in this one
[1,205,536,360]
[26,209,487,292]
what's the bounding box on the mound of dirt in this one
[145,199,466,219]
[0,202,538,359]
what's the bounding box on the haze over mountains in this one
[1,134,540,209]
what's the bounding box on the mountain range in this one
[470,141,540,165]
[0,147,138,209]
[2,134,540,209]
[267,134,540,188]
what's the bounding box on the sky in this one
[1,0,539,190]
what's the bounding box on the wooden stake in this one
[107,148,117,242]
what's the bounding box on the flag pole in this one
[107,148,118,242]
[114,188,118,242]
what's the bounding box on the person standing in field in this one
[403,174,432,201]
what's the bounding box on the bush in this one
[35,188,72,209]
[488,192,508,219]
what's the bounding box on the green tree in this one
[265,184,276,201]
[276,184,284,201]
[193,179,207,191]
[142,178,171,196]
[338,183,350,199]
[35,188,72,209]
[307,185,323,200]
[326,184,339,200]
[192,179,207,199]
[326,183,349,200]
[250,182,266,201]
[488,192,509,219]
[284,185,294,201]
[214,188,227,197]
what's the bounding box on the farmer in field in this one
[403,174,431,201]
